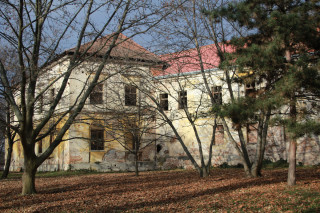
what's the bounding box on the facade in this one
[7,35,320,172]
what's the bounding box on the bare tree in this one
[0,0,170,195]
[0,45,20,178]
[80,68,168,176]
[146,0,274,178]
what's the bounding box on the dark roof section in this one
[66,33,162,63]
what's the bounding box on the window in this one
[160,93,169,111]
[125,85,136,106]
[39,95,43,113]
[49,127,56,144]
[178,90,187,109]
[124,131,135,150]
[38,140,42,153]
[90,84,103,104]
[212,86,222,104]
[247,123,258,143]
[215,125,225,145]
[245,82,256,98]
[90,129,104,151]
[50,88,55,102]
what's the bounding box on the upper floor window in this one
[160,93,169,111]
[39,95,43,113]
[245,82,256,98]
[50,88,55,102]
[212,86,222,104]
[90,84,103,104]
[49,126,56,145]
[178,90,187,109]
[90,129,104,151]
[125,85,137,106]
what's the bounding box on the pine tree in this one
[211,0,320,185]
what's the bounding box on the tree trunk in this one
[250,164,261,178]
[1,145,13,179]
[134,152,139,176]
[243,161,253,178]
[2,101,13,179]
[22,159,37,195]
[287,139,296,186]
[198,166,210,178]
[288,96,297,186]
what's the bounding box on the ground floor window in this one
[90,129,104,151]
[38,140,42,153]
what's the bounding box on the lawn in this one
[0,167,319,212]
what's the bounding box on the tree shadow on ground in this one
[0,168,319,212]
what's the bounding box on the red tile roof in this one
[67,33,161,63]
[157,44,234,76]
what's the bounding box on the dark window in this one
[90,84,103,104]
[212,86,222,104]
[245,82,256,98]
[125,85,136,106]
[124,132,135,150]
[156,144,162,153]
[91,129,104,151]
[38,140,42,153]
[178,90,187,109]
[160,93,169,111]
[49,124,57,144]
[215,125,224,145]
[39,95,43,113]
[50,88,55,102]
[49,131,55,144]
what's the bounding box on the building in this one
[7,35,320,172]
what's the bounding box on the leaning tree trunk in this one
[1,143,13,179]
[2,102,14,179]
[251,110,271,178]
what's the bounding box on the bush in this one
[218,162,244,168]
[262,158,289,168]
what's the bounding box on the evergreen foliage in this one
[211,0,320,135]
[208,0,319,184]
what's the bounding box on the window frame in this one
[50,88,55,102]
[212,86,222,104]
[39,94,43,113]
[90,128,105,151]
[125,85,137,106]
[245,82,256,98]
[90,84,103,105]
[38,140,43,154]
[160,93,169,111]
[178,90,187,109]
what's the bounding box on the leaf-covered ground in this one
[0,167,319,212]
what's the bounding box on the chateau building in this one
[7,34,320,172]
